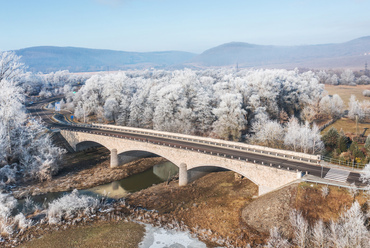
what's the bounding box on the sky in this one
[1,0,370,53]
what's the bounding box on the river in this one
[18,161,208,247]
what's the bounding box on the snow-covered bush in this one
[264,227,290,248]
[13,213,32,233]
[321,185,329,198]
[0,164,17,186]
[360,164,370,184]
[47,189,100,225]
[0,193,17,236]
[363,90,370,97]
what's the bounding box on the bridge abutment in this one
[110,149,118,168]
[179,163,188,186]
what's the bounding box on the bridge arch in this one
[116,149,180,168]
[188,164,260,186]
[76,140,106,152]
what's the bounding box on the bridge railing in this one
[66,122,321,164]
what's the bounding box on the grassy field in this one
[21,221,145,248]
[325,84,370,107]
[322,117,370,135]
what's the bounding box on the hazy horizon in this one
[2,0,370,53]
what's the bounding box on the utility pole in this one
[356,114,359,137]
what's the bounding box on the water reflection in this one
[21,161,179,207]
[82,161,178,199]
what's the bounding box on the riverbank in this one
[14,170,266,248]
[126,171,267,247]
[13,147,166,199]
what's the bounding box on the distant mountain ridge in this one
[15,46,197,73]
[186,36,370,69]
[12,36,370,72]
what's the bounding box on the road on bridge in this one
[27,99,366,187]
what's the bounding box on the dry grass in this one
[325,84,370,107]
[322,117,370,135]
[126,171,266,247]
[294,183,368,224]
[21,221,145,248]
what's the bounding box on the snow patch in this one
[139,223,207,248]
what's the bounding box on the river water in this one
[20,161,208,247]
[22,161,179,207]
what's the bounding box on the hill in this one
[185,36,370,70]
[13,36,370,72]
[15,46,197,73]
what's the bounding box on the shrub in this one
[0,193,17,236]
[363,90,370,97]
[47,189,100,225]
[321,185,329,198]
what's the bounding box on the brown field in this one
[21,221,145,248]
[322,117,370,135]
[325,84,370,107]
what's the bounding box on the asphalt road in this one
[27,98,366,187]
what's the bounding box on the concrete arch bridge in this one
[60,129,301,196]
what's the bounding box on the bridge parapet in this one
[68,122,321,164]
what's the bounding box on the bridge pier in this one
[110,148,118,168]
[179,163,188,186]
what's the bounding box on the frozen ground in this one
[139,223,207,248]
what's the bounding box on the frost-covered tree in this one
[311,219,326,248]
[289,209,309,248]
[329,74,339,85]
[192,88,215,135]
[0,51,24,81]
[348,95,365,121]
[319,94,344,118]
[358,75,370,85]
[104,97,119,122]
[66,68,327,148]
[251,119,284,148]
[0,52,65,183]
[284,117,323,154]
[281,201,370,248]
[212,93,247,141]
[0,79,26,164]
[328,201,369,247]
[340,69,355,85]
[360,163,370,185]
[365,136,370,153]
[265,227,290,248]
